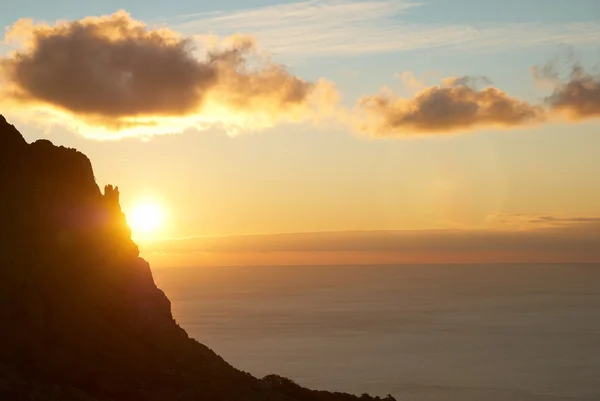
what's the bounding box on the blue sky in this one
[5,0,600,24]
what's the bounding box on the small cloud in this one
[543,64,600,121]
[442,75,493,89]
[488,213,600,229]
[354,77,545,136]
[397,71,427,93]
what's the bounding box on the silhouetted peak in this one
[31,138,54,147]
[0,118,172,335]
[0,114,27,152]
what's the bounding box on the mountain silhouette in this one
[0,115,395,401]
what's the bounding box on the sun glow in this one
[127,200,165,238]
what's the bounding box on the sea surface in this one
[153,264,600,401]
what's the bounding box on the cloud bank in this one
[1,8,600,140]
[0,11,338,138]
[140,215,600,267]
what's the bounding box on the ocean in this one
[152,264,600,401]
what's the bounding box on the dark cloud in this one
[355,76,545,136]
[0,11,338,136]
[542,64,600,120]
[2,14,213,120]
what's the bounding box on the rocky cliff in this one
[0,115,395,401]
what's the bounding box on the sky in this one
[1,0,600,266]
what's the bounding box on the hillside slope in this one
[0,116,395,401]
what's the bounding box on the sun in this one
[127,200,165,237]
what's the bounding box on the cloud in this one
[354,77,545,136]
[444,76,493,88]
[0,11,338,138]
[528,215,600,225]
[167,0,600,60]
[356,60,600,138]
[139,216,600,267]
[2,7,598,141]
[486,213,600,229]
[542,64,600,121]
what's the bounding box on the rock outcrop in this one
[0,115,395,401]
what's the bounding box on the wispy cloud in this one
[167,0,600,59]
[486,213,600,229]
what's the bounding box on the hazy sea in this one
[153,264,600,401]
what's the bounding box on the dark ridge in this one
[0,115,395,401]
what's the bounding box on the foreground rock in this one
[0,115,395,401]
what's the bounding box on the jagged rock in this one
[0,116,395,401]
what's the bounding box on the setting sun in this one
[127,201,165,237]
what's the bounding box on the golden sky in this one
[2,4,600,266]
